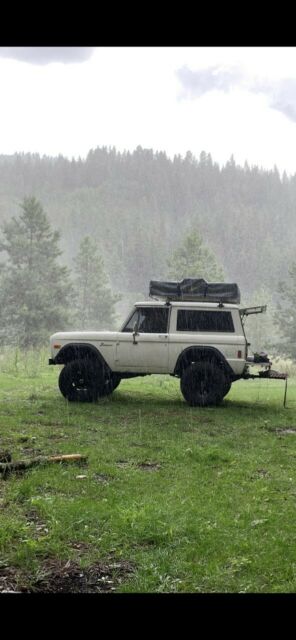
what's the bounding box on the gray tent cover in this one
[149,278,240,304]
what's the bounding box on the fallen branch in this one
[0,454,88,476]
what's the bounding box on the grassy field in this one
[0,349,296,593]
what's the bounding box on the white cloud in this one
[176,61,296,124]
[0,47,94,65]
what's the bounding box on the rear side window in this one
[177,309,235,332]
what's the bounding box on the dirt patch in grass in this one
[92,473,111,484]
[0,566,24,593]
[21,447,44,456]
[130,442,146,447]
[0,557,135,593]
[35,558,134,593]
[137,462,161,471]
[250,468,270,479]
[266,425,296,435]
[115,460,161,471]
[40,422,65,427]
[276,428,296,435]
[116,460,130,468]
[46,432,68,439]
[25,508,49,536]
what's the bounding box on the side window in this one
[137,307,169,333]
[122,307,169,333]
[177,309,234,332]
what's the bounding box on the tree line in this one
[0,146,295,299]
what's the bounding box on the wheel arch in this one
[54,343,111,372]
[174,346,233,378]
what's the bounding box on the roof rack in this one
[149,279,241,304]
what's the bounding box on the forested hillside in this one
[0,146,294,307]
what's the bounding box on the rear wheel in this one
[180,361,228,407]
[58,358,111,402]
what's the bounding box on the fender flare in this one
[174,345,234,378]
[53,342,111,372]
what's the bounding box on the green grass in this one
[0,349,296,592]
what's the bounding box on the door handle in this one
[158,335,168,338]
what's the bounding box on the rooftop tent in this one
[149,278,241,304]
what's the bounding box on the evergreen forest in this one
[0,146,295,353]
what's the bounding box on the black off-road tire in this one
[58,358,112,402]
[180,361,228,407]
[111,374,121,391]
[222,378,232,398]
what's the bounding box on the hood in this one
[50,330,120,343]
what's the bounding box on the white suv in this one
[49,290,271,406]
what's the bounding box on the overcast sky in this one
[1,46,296,175]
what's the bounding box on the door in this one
[116,306,170,372]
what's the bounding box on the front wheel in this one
[111,374,121,391]
[180,361,228,407]
[222,379,232,398]
[58,358,110,402]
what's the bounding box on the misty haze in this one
[0,147,293,355]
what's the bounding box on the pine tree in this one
[275,263,296,358]
[166,229,225,281]
[0,197,72,347]
[72,236,120,330]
